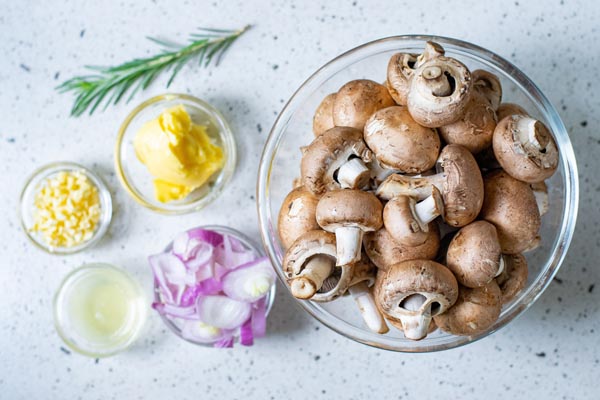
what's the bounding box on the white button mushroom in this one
[278,187,320,250]
[496,102,529,121]
[301,126,373,195]
[316,189,383,266]
[374,259,459,340]
[493,115,559,183]
[332,79,395,130]
[283,230,352,300]
[312,92,337,137]
[433,281,502,336]
[364,106,441,173]
[480,170,541,254]
[363,226,440,271]
[377,144,484,227]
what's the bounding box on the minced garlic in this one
[30,171,102,248]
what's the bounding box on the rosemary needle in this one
[57,25,250,117]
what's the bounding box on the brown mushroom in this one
[493,115,559,183]
[531,181,549,216]
[364,106,441,173]
[407,43,472,128]
[445,221,503,288]
[312,93,336,136]
[316,189,383,265]
[480,170,541,254]
[386,315,438,335]
[282,230,352,300]
[434,281,502,336]
[496,102,528,121]
[471,69,502,111]
[363,225,440,271]
[438,91,497,154]
[368,158,400,189]
[386,53,419,105]
[278,187,320,249]
[495,253,528,304]
[377,144,484,227]
[383,186,444,246]
[346,256,389,334]
[333,79,395,130]
[374,259,458,340]
[301,126,372,195]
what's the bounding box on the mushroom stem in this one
[337,158,370,189]
[423,66,452,97]
[348,281,389,334]
[399,294,432,340]
[516,117,543,149]
[377,173,445,201]
[531,183,549,216]
[290,255,334,299]
[495,255,506,278]
[334,226,363,266]
[414,193,442,228]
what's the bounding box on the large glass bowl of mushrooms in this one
[257,35,578,352]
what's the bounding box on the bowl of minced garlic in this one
[20,162,112,254]
[115,94,236,214]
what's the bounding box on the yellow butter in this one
[30,171,101,248]
[133,105,224,203]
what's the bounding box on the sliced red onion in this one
[214,336,234,348]
[222,257,275,302]
[251,298,267,338]
[197,295,252,329]
[187,228,224,247]
[181,320,231,343]
[150,252,196,287]
[152,302,200,320]
[240,318,254,346]
[215,235,257,270]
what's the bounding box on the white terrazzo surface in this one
[1,1,599,399]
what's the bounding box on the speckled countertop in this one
[1,1,599,399]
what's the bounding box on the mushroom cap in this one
[437,144,484,227]
[301,126,372,195]
[472,69,502,111]
[480,170,541,254]
[493,115,559,183]
[438,92,497,154]
[348,253,378,287]
[316,189,383,232]
[312,93,337,137]
[311,263,354,302]
[282,230,337,279]
[333,79,395,130]
[433,281,502,336]
[278,187,320,249]
[386,53,419,105]
[496,253,528,304]
[374,259,459,321]
[364,106,441,173]
[407,56,472,128]
[363,226,440,271]
[446,221,502,288]
[496,102,529,121]
[386,314,438,334]
[383,190,442,247]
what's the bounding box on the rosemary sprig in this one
[57,25,250,116]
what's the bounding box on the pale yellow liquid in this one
[61,266,146,352]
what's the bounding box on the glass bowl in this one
[257,35,579,352]
[20,161,113,254]
[115,94,236,214]
[53,263,147,357]
[153,225,276,347]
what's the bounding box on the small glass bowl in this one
[153,225,276,347]
[115,94,236,214]
[257,35,579,352]
[53,263,147,358]
[19,161,113,254]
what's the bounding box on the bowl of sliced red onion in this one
[150,226,276,347]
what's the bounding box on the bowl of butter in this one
[115,94,236,214]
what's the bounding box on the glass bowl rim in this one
[53,262,147,358]
[256,34,579,352]
[152,224,277,347]
[19,161,113,255]
[114,93,237,215]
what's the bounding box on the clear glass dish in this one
[153,225,276,347]
[20,161,113,254]
[53,263,147,357]
[257,35,579,352]
[115,94,236,214]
